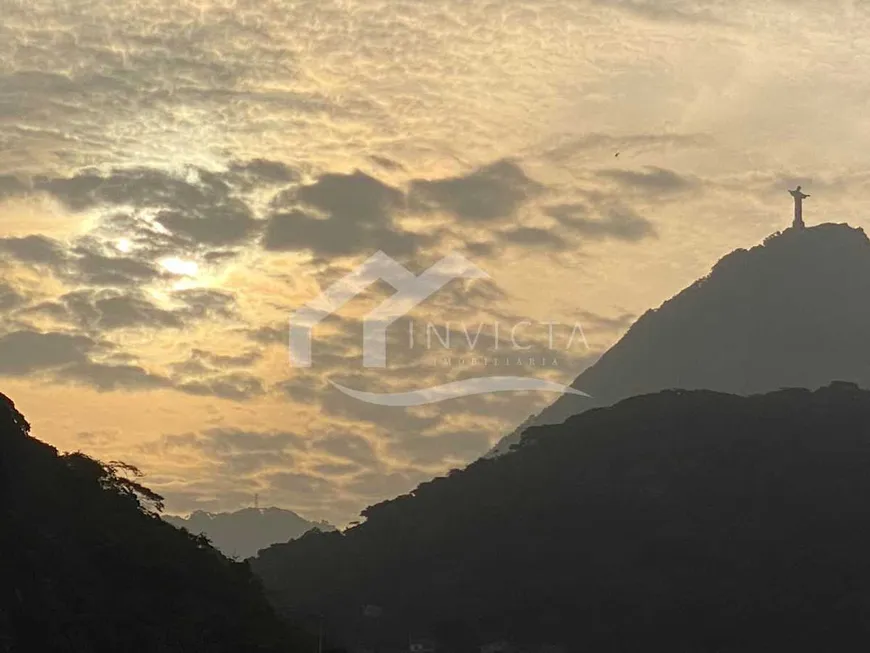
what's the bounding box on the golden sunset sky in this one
[2,0,869,525]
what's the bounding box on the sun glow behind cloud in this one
[160,257,199,277]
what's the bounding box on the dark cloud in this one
[0,282,26,311]
[263,209,432,257]
[0,330,96,375]
[311,433,379,467]
[499,226,568,249]
[368,155,405,171]
[0,175,27,198]
[178,372,265,401]
[463,241,498,258]
[56,361,171,391]
[597,166,698,195]
[36,167,225,212]
[0,235,66,266]
[0,233,174,289]
[56,289,184,331]
[71,247,163,286]
[313,461,360,477]
[297,170,404,223]
[267,471,332,497]
[21,166,265,251]
[546,204,656,241]
[151,428,303,476]
[409,159,544,221]
[246,324,287,346]
[172,348,262,376]
[227,159,299,186]
[0,320,263,400]
[171,289,237,320]
[25,287,235,334]
[198,428,305,454]
[155,202,257,247]
[262,170,435,257]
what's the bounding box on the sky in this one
[2,0,870,526]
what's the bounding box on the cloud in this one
[267,471,332,497]
[386,429,493,467]
[296,170,404,223]
[55,290,185,330]
[576,310,637,333]
[155,206,257,247]
[310,433,380,467]
[171,289,237,320]
[262,170,435,257]
[539,133,714,164]
[0,175,27,197]
[25,287,238,334]
[499,226,569,250]
[77,430,119,447]
[199,428,305,454]
[313,461,360,477]
[368,155,404,171]
[148,428,304,476]
[56,361,171,391]
[345,469,431,500]
[546,204,656,242]
[246,324,287,346]
[596,166,699,195]
[20,166,266,252]
[409,159,544,221]
[71,248,164,286]
[177,373,265,401]
[0,235,66,266]
[172,348,262,375]
[0,282,26,311]
[0,330,97,375]
[593,0,728,25]
[227,159,299,187]
[0,234,169,288]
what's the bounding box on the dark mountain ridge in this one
[492,222,870,454]
[252,382,870,651]
[0,393,301,652]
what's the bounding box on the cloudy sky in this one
[2,0,869,525]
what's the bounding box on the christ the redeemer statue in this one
[789,186,810,229]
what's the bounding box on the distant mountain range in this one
[490,222,870,455]
[165,507,335,559]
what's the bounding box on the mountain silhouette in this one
[252,382,870,652]
[0,392,303,652]
[490,222,870,455]
[165,507,335,559]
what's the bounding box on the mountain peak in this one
[165,506,336,559]
[491,222,870,455]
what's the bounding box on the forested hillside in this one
[254,382,870,652]
[0,392,303,653]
